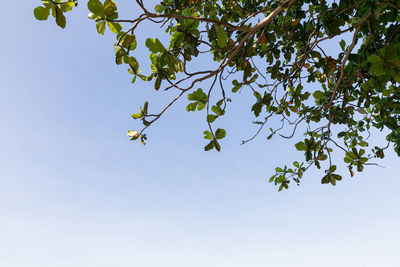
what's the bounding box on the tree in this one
[34,0,400,190]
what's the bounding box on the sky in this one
[0,1,400,267]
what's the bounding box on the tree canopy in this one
[34,0,400,190]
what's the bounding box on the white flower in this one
[127,130,139,138]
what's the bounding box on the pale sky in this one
[1,1,400,267]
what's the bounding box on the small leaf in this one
[295,141,307,151]
[154,77,161,90]
[276,175,285,184]
[321,174,330,184]
[154,4,165,13]
[207,114,218,123]
[60,2,75,12]
[232,83,242,93]
[96,21,106,35]
[313,90,324,100]
[34,6,50,20]
[339,39,346,50]
[359,141,368,147]
[215,128,226,140]
[107,21,122,33]
[145,38,166,53]
[344,157,352,163]
[329,165,337,172]
[104,0,117,16]
[217,28,228,48]
[211,105,223,115]
[131,113,142,119]
[55,6,66,29]
[204,140,215,151]
[330,174,337,186]
[214,140,221,151]
[122,34,136,47]
[203,131,214,140]
[88,0,105,16]
[187,88,207,109]
[332,174,342,181]
[186,102,197,112]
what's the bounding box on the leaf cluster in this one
[34,0,400,189]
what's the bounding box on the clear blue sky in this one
[1,1,400,266]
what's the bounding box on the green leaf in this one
[276,175,285,183]
[88,0,105,17]
[217,28,228,48]
[370,62,385,76]
[197,102,206,111]
[203,131,214,140]
[154,5,165,13]
[55,6,66,29]
[344,157,352,163]
[34,6,50,21]
[104,0,117,17]
[138,74,148,81]
[359,141,368,147]
[269,176,275,183]
[321,174,330,184]
[154,77,161,90]
[130,39,138,50]
[207,114,218,123]
[114,44,122,54]
[339,39,346,51]
[122,34,136,47]
[368,55,381,63]
[332,174,342,180]
[186,102,197,112]
[187,88,207,102]
[145,38,166,53]
[215,128,226,140]
[204,140,215,151]
[329,165,337,172]
[313,90,324,100]
[330,174,337,186]
[232,83,242,93]
[96,21,106,35]
[131,113,142,119]
[107,21,122,33]
[211,105,223,115]
[60,2,75,12]
[214,140,221,151]
[295,141,307,151]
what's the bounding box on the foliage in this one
[34,0,400,190]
